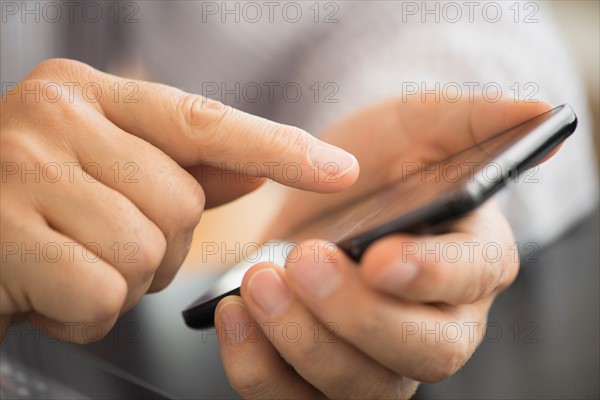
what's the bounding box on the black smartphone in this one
[183,104,577,329]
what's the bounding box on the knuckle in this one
[8,78,91,125]
[170,93,231,163]
[473,241,510,299]
[86,273,127,323]
[184,180,206,229]
[446,260,488,305]
[446,339,472,377]
[29,58,90,78]
[360,373,411,400]
[170,178,205,234]
[476,259,501,299]
[0,134,47,167]
[417,338,472,383]
[3,59,97,120]
[283,333,325,366]
[226,363,275,398]
[397,377,420,399]
[461,276,484,304]
[26,59,98,92]
[176,93,228,136]
[265,124,310,158]
[497,246,520,291]
[98,192,167,278]
[134,228,167,276]
[70,320,115,344]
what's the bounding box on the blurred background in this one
[183,0,600,273]
[1,1,599,399]
[544,1,599,165]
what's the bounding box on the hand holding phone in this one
[184,104,577,329]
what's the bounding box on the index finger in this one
[27,60,359,193]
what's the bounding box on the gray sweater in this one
[2,0,597,246]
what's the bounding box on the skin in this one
[214,99,551,399]
[1,59,556,399]
[0,59,359,342]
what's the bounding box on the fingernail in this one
[219,301,252,343]
[248,269,292,317]
[288,252,343,299]
[376,260,419,293]
[309,144,357,177]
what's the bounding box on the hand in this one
[214,98,552,399]
[0,59,359,343]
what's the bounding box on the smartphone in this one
[183,104,577,329]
